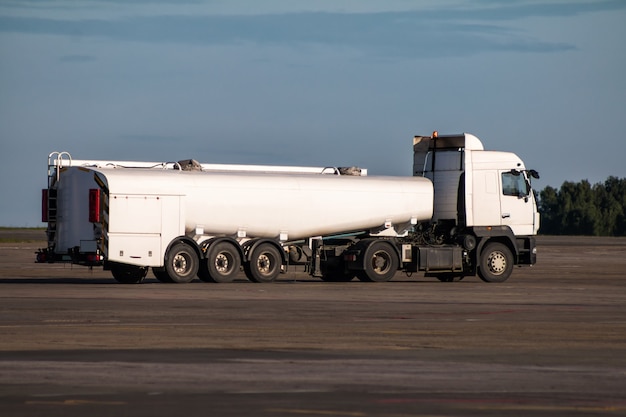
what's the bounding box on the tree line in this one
[537,176,626,236]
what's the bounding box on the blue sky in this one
[1,0,625,226]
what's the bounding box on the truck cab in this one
[413,132,539,235]
[412,132,539,281]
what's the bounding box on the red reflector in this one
[41,189,48,222]
[86,253,101,263]
[344,254,357,262]
[89,189,100,223]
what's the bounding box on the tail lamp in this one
[89,189,100,223]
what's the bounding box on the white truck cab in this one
[414,132,539,236]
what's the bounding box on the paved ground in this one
[1,231,625,416]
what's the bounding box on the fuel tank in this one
[96,168,434,241]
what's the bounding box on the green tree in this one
[538,185,560,234]
[537,177,626,236]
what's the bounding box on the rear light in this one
[89,189,100,223]
[41,189,48,222]
[344,254,358,262]
[86,253,102,263]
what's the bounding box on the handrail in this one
[47,151,73,184]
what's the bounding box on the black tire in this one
[152,267,174,283]
[202,242,241,283]
[478,242,513,283]
[165,242,199,283]
[246,243,282,283]
[111,265,148,284]
[357,241,398,282]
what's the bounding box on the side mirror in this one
[528,169,540,179]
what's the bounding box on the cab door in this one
[499,171,536,236]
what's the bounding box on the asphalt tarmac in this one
[1,232,625,416]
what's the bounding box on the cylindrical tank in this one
[97,169,434,241]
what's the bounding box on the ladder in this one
[44,152,72,246]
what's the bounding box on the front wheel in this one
[478,242,513,283]
[245,243,282,283]
[165,242,199,283]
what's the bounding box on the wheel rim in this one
[256,253,273,276]
[488,251,507,275]
[215,252,231,273]
[173,253,190,275]
[371,250,391,274]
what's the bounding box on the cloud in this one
[5,1,624,58]
[463,0,626,20]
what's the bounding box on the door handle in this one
[502,213,511,219]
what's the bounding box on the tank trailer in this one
[37,132,539,284]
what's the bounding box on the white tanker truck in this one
[37,132,539,284]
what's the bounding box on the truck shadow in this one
[0,277,122,284]
[0,277,437,284]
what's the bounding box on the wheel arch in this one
[200,236,244,261]
[242,238,288,265]
[473,226,519,265]
[164,236,202,263]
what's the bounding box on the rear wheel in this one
[357,241,398,282]
[201,242,241,283]
[165,242,199,283]
[246,243,282,283]
[478,242,513,283]
[111,265,148,284]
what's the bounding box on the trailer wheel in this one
[200,242,241,283]
[111,265,148,284]
[357,241,398,282]
[478,242,513,283]
[246,243,281,283]
[165,242,199,283]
